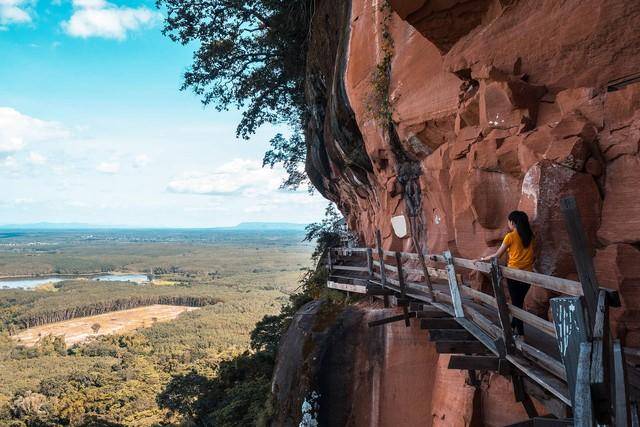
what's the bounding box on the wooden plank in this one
[573,342,594,427]
[435,341,488,354]
[507,352,571,406]
[428,329,474,342]
[420,318,462,329]
[368,312,416,327]
[327,249,333,272]
[516,340,566,381]
[590,289,610,423]
[327,281,368,294]
[444,250,465,318]
[460,285,556,338]
[613,340,630,427]
[375,230,389,308]
[448,355,500,371]
[490,257,515,355]
[331,265,370,272]
[560,196,599,329]
[551,296,589,407]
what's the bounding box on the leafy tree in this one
[304,204,344,261]
[157,0,314,188]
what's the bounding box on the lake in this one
[0,274,150,289]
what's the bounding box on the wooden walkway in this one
[326,197,638,426]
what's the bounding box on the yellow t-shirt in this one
[503,231,534,271]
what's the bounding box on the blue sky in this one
[0,0,327,227]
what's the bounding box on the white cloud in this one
[27,151,46,165]
[167,159,285,195]
[0,107,70,154]
[62,0,160,40]
[2,156,18,169]
[133,153,151,168]
[96,161,120,174]
[0,0,32,25]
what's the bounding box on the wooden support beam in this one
[551,296,589,407]
[435,340,488,354]
[428,329,474,341]
[490,257,516,356]
[327,249,333,273]
[560,196,599,329]
[522,378,570,420]
[613,340,630,427]
[448,355,500,371]
[513,374,540,418]
[420,318,462,330]
[443,250,465,318]
[375,230,389,308]
[573,342,594,427]
[368,312,416,328]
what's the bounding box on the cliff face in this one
[305,0,640,344]
[285,0,640,425]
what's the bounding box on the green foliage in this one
[303,204,344,262]
[366,0,396,128]
[157,0,314,188]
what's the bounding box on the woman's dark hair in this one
[508,210,534,248]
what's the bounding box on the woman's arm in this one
[477,243,507,262]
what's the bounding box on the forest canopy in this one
[157,0,314,188]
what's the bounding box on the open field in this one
[12,304,200,347]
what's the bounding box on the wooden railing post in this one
[396,251,410,326]
[443,250,464,318]
[327,248,333,274]
[574,342,595,427]
[613,340,630,427]
[366,248,374,278]
[375,230,389,308]
[551,296,589,410]
[560,196,599,330]
[490,257,516,355]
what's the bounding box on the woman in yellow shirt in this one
[477,211,535,336]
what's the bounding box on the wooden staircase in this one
[325,196,638,426]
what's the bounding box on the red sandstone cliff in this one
[275,0,640,425]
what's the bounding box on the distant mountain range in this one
[0,222,309,231]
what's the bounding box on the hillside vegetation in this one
[0,230,313,426]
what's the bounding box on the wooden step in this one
[366,286,394,296]
[368,312,415,327]
[420,318,462,330]
[504,416,573,427]
[435,341,488,354]
[448,355,501,371]
[428,329,474,342]
[416,310,451,319]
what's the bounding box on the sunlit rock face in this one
[296,0,640,424]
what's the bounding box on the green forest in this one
[0,229,319,426]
